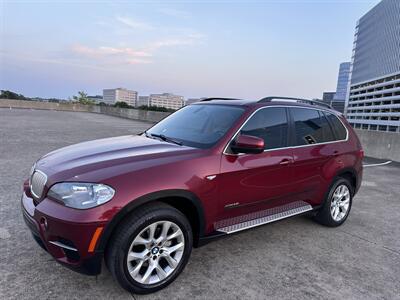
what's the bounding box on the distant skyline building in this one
[322,91,345,113]
[87,95,103,103]
[321,62,351,113]
[137,96,150,107]
[185,98,204,105]
[322,92,336,102]
[149,93,184,110]
[334,62,351,101]
[346,0,400,132]
[102,88,137,106]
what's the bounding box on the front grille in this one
[30,170,47,199]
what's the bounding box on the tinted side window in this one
[325,112,347,140]
[240,107,288,150]
[291,108,335,145]
[318,111,336,142]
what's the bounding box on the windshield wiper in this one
[144,131,183,146]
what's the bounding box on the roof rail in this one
[201,97,242,102]
[258,96,332,109]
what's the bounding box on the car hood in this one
[35,135,200,182]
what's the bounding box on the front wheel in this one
[313,178,353,227]
[106,202,193,294]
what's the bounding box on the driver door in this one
[218,107,295,220]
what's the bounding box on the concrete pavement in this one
[0,108,399,299]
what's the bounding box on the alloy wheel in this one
[126,221,185,285]
[330,184,351,222]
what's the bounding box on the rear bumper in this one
[21,192,104,275]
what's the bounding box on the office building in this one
[137,96,150,107]
[332,102,345,114]
[149,93,184,110]
[321,92,345,113]
[334,62,351,101]
[322,92,336,102]
[346,0,400,132]
[102,88,138,106]
[331,62,351,113]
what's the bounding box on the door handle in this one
[279,159,292,165]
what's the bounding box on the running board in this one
[216,201,313,234]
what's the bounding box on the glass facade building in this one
[334,62,351,101]
[346,0,400,132]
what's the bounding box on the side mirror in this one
[231,135,264,154]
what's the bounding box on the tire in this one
[313,177,353,227]
[106,202,193,294]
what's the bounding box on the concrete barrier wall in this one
[0,99,170,123]
[94,105,170,123]
[355,129,400,162]
[0,99,95,112]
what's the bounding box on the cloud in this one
[158,8,191,19]
[151,38,194,48]
[149,33,206,50]
[126,58,152,65]
[72,45,152,64]
[71,33,205,65]
[116,16,154,30]
[97,46,151,57]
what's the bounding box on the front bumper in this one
[21,192,105,275]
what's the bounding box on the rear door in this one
[289,107,338,205]
[218,107,295,220]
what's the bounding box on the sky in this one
[0,0,379,100]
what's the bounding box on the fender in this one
[96,189,206,252]
[314,167,359,211]
[334,167,360,193]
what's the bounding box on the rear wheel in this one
[106,202,193,294]
[313,178,353,227]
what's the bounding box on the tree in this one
[72,91,95,105]
[138,105,176,112]
[0,90,27,100]
[114,101,131,108]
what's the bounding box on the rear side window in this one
[325,112,347,140]
[290,108,336,145]
[240,107,288,150]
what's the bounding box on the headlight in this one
[48,182,115,209]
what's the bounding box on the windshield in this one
[146,104,245,149]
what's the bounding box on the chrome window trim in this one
[222,105,349,156]
[30,169,48,199]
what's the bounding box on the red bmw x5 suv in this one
[22,97,363,294]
